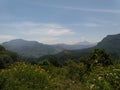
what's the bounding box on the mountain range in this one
[2,33,120,59]
[39,33,120,61]
[2,39,61,58]
[52,41,96,50]
[2,39,95,58]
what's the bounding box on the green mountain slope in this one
[2,39,95,58]
[96,34,120,52]
[93,34,120,59]
[0,45,18,68]
[2,39,62,58]
[40,33,120,62]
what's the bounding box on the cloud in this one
[54,6,120,14]
[67,22,103,28]
[16,22,75,36]
[46,29,74,36]
[0,22,75,36]
[0,35,17,43]
[0,22,77,44]
[35,37,86,45]
[23,28,74,36]
[83,23,102,27]
[34,37,59,44]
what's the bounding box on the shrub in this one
[0,62,54,90]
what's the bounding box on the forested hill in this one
[1,33,120,60]
[2,39,62,58]
[0,45,18,68]
[95,34,120,58]
[2,39,95,58]
[40,33,120,61]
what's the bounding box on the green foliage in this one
[2,39,62,58]
[96,34,120,59]
[0,46,120,90]
[89,49,113,66]
[83,65,120,90]
[48,57,62,67]
[0,60,120,90]
[0,62,54,90]
[66,60,86,81]
[0,45,5,51]
[0,45,18,69]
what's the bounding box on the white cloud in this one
[22,28,74,36]
[83,23,102,27]
[0,35,17,43]
[16,22,75,36]
[34,37,59,44]
[55,6,120,14]
[0,22,75,36]
[35,37,86,44]
[0,22,76,44]
[46,29,74,36]
[67,22,103,27]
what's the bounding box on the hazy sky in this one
[0,0,120,44]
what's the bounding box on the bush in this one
[83,65,120,90]
[88,49,112,68]
[0,62,54,90]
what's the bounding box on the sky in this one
[0,0,120,44]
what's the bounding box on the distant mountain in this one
[40,33,120,61]
[52,41,96,50]
[3,33,120,59]
[2,39,96,58]
[75,41,96,46]
[2,39,62,58]
[75,33,120,59]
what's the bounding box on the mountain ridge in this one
[39,33,120,61]
[2,39,62,58]
[2,39,94,58]
[2,33,120,59]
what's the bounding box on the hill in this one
[2,39,62,58]
[52,41,95,50]
[39,33,120,62]
[0,45,18,68]
[2,39,95,58]
[2,33,120,59]
[95,34,120,58]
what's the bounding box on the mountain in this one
[40,33,120,62]
[95,34,120,58]
[2,39,96,58]
[96,34,120,50]
[75,41,96,46]
[2,33,120,59]
[75,33,120,59]
[2,39,62,58]
[52,41,96,50]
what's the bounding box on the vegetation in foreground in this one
[0,47,120,90]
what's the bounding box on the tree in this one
[89,49,112,67]
[0,45,19,69]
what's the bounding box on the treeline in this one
[38,49,114,67]
[0,45,18,69]
[0,46,120,90]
